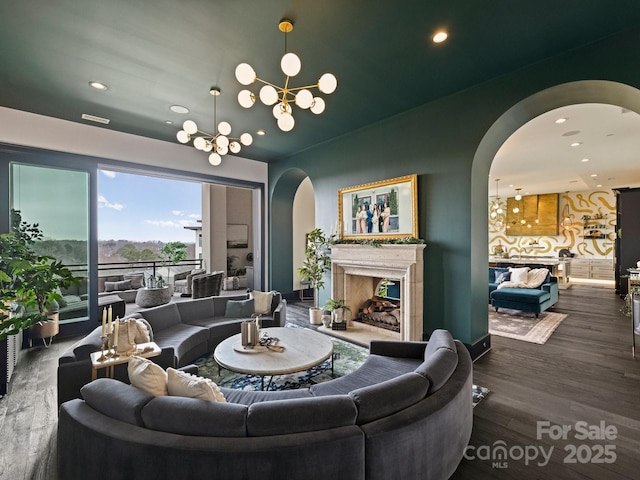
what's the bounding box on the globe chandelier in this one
[176,86,253,166]
[489,178,505,231]
[235,19,337,132]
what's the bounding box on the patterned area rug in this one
[196,324,489,407]
[489,306,567,344]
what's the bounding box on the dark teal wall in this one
[269,26,640,344]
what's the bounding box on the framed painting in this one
[227,224,248,248]
[338,174,418,240]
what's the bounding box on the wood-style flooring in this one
[1,285,638,480]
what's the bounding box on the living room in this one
[2,2,640,479]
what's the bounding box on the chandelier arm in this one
[254,77,281,89]
[287,83,320,92]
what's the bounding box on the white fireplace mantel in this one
[330,244,425,341]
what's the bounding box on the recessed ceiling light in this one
[596,184,603,188]
[581,158,589,162]
[555,117,567,124]
[165,120,174,125]
[432,31,448,43]
[81,113,110,124]
[590,174,598,177]
[257,129,266,136]
[570,142,582,147]
[89,81,108,91]
[170,105,189,114]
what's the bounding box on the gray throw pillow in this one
[225,298,255,318]
[124,273,145,289]
[104,279,132,292]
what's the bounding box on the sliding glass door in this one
[10,163,91,337]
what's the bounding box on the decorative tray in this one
[233,343,267,354]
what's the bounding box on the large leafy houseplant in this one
[297,228,334,323]
[0,210,80,341]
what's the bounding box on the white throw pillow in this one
[252,290,274,314]
[166,368,226,402]
[128,356,167,396]
[508,267,530,283]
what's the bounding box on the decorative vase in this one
[332,307,344,324]
[309,307,323,325]
[322,312,332,328]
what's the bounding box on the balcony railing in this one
[64,258,204,282]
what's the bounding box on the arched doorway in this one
[270,168,313,293]
[470,80,640,337]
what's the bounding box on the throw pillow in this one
[128,356,167,396]
[508,267,530,283]
[494,271,511,285]
[190,268,206,276]
[225,298,255,318]
[104,279,132,292]
[166,368,226,402]
[123,273,145,289]
[252,290,274,315]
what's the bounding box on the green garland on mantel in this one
[332,237,425,247]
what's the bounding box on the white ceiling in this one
[489,103,640,196]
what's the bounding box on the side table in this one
[90,341,161,380]
[135,286,173,308]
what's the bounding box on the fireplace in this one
[330,244,425,342]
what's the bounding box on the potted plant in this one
[0,210,81,346]
[297,228,334,324]
[323,298,351,326]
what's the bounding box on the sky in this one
[98,170,201,243]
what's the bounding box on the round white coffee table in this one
[214,327,334,390]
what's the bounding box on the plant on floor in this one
[0,210,81,340]
[297,228,334,309]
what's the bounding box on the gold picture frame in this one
[338,174,418,240]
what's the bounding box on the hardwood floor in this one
[1,285,638,480]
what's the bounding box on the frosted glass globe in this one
[209,153,222,166]
[272,102,291,119]
[229,142,241,153]
[216,135,229,148]
[318,73,337,94]
[277,112,295,131]
[512,207,519,214]
[238,90,255,108]
[281,53,301,77]
[176,130,190,144]
[183,120,198,134]
[216,144,228,155]
[203,141,213,152]
[218,121,231,136]
[310,97,325,114]
[235,63,256,85]
[295,89,313,109]
[259,85,278,106]
[193,136,206,150]
[240,133,253,146]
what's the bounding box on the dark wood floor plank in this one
[1,285,639,480]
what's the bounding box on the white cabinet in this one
[569,258,614,281]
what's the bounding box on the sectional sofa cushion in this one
[128,356,168,396]
[176,297,215,320]
[142,303,182,331]
[310,353,421,396]
[81,378,154,426]
[251,290,273,314]
[424,329,456,360]
[225,298,255,318]
[166,368,226,402]
[141,396,247,437]
[123,272,145,289]
[221,387,313,405]
[349,372,430,424]
[104,279,132,292]
[246,396,358,436]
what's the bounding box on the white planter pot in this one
[309,307,323,325]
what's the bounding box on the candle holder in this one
[105,333,115,358]
[97,335,108,362]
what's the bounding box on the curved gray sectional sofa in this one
[58,330,473,480]
[57,293,286,406]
